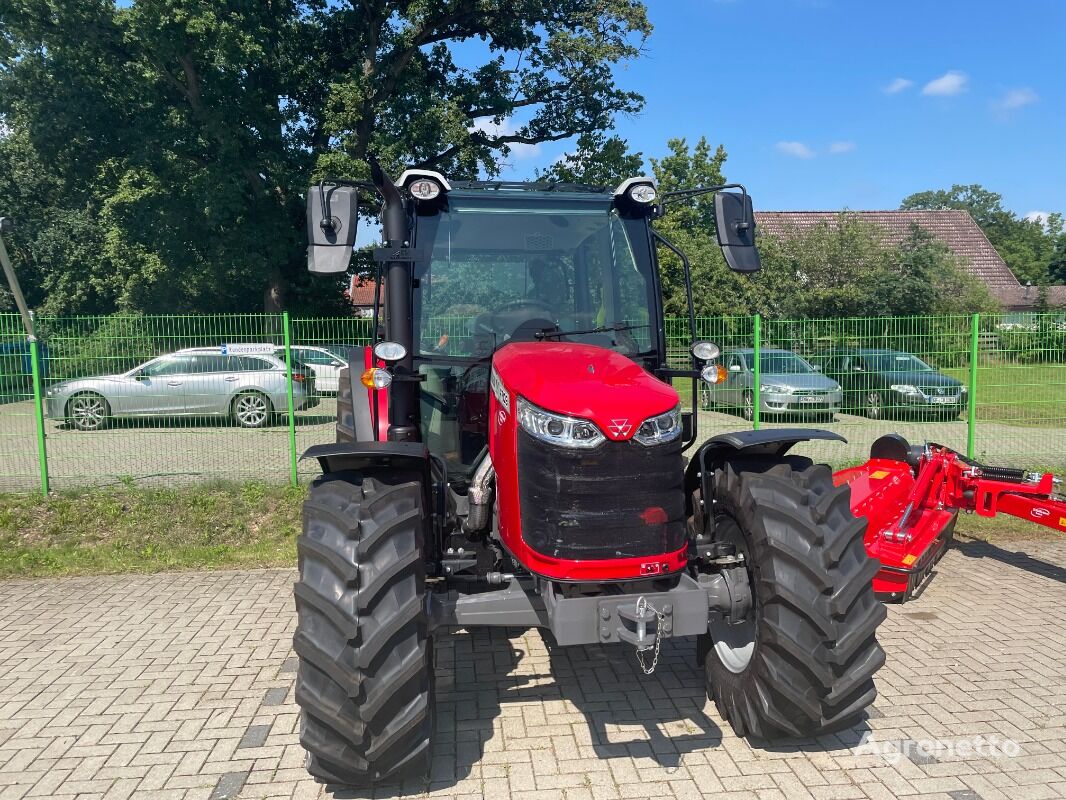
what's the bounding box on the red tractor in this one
[292,163,886,785]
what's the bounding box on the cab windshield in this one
[412,194,658,360]
[409,192,660,478]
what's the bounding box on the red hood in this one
[492,342,678,441]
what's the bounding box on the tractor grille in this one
[516,428,685,562]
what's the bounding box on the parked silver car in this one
[45,347,318,431]
[275,345,347,394]
[701,347,843,421]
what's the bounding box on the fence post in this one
[282,312,298,487]
[967,312,979,460]
[28,333,49,496]
[752,313,761,431]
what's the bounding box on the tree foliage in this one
[536,131,644,187]
[901,184,1066,287]
[640,139,996,319]
[0,0,650,315]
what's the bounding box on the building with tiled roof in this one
[346,275,383,318]
[755,210,1063,310]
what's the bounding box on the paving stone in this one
[0,539,1062,798]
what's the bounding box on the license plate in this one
[799,396,822,403]
[931,396,956,405]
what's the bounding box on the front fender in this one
[684,429,847,516]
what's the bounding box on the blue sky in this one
[501,0,1065,218]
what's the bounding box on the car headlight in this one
[634,405,682,446]
[516,397,604,449]
[760,384,790,394]
[890,384,921,396]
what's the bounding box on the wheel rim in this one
[70,395,106,429]
[709,517,757,673]
[235,394,268,426]
[742,392,754,422]
[866,392,882,419]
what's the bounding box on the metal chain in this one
[634,595,666,675]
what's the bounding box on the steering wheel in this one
[474,298,558,342]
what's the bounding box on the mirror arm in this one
[660,182,748,206]
[313,177,376,235]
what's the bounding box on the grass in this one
[0,482,305,579]
[1,474,1058,581]
[942,364,1066,427]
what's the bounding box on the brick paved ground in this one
[1,538,1064,800]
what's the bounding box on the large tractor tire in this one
[293,472,433,786]
[699,455,886,739]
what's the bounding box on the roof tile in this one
[755,209,1020,288]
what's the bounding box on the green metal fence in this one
[1,311,1064,493]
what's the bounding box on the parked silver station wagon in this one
[702,347,843,421]
[45,347,318,431]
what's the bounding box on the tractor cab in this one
[409,180,665,476]
[306,165,760,479]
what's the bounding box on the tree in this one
[0,0,651,315]
[537,131,645,187]
[901,184,1064,286]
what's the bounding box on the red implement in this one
[835,435,1066,601]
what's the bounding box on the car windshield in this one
[865,353,934,372]
[742,351,816,374]
[412,195,656,358]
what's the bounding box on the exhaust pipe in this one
[464,454,495,533]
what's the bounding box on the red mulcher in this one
[838,433,1065,601]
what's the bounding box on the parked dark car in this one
[816,348,967,420]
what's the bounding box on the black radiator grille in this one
[516,428,685,561]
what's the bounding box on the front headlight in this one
[634,405,682,446]
[516,397,604,449]
[760,383,790,394]
[890,384,921,396]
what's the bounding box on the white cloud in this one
[828,141,856,155]
[884,78,913,94]
[775,141,815,159]
[992,87,1038,112]
[922,70,968,97]
[469,117,541,159]
[1025,211,1051,226]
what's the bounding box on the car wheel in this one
[232,391,272,428]
[700,385,713,411]
[864,391,883,420]
[741,390,755,422]
[67,392,110,431]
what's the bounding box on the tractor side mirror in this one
[728,364,742,373]
[714,192,761,273]
[307,184,358,274]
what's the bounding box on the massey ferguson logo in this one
[608,419,632,437]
